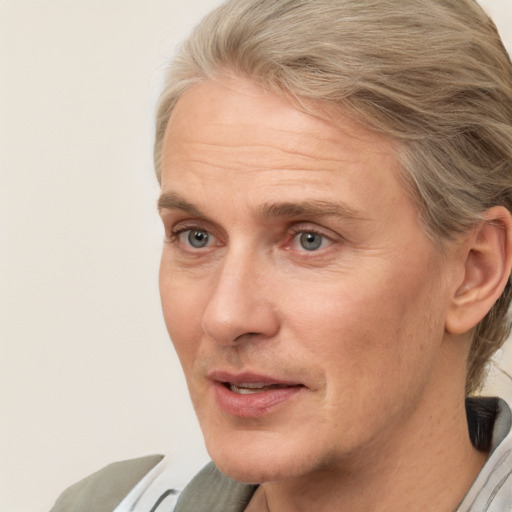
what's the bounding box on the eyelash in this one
[167,223,216,244]
[285,225,334,251]
[166,222,337,253]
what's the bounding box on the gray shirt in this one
[50,397,512,512]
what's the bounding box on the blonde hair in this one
[154,0,512,394]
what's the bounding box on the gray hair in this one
[154,0,512,394]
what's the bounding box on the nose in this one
[201,250,280,346]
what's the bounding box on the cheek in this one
[278,271,446,449]
[282,264,445,388]
[159,264,208,365]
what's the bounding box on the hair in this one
[154,0,512,394]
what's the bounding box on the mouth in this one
[223,382,298,395]
[209,371,305,417]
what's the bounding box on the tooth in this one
[227,382,294,394]
[234,387,260,394]
[230,383,268,394]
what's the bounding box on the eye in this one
[291,231,331,251]
[177,228,213,249]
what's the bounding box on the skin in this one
[158,77,488,511]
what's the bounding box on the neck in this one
[247,392,486,512]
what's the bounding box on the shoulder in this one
[49,454,164,512]
[49,456,255,512]
[458,396,512,511]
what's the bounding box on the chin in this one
[215,463,273,485]
[214,456,302,485]
[205,431,316,484]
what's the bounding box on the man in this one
[51,0,512,510]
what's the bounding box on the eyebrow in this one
[259,200,364,220]
[157,192,205,217]
[158,191,365,221]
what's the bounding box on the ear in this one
[445,206,512,335]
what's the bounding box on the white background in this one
[1,1,511,511]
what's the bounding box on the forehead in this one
[163,77,397,167]
[160,77,414,224]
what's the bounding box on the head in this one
[155,0,512,395]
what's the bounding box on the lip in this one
[208,371,305,418]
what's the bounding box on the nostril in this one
[233,332,261,343]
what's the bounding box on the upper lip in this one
[208,370,304,387]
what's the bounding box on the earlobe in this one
[446,206,512,335]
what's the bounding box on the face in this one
[158,77,460,483]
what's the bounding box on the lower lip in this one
[212,382,303,418]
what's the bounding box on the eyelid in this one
[168,220,224,251]
[286,222,337,241]
[167,218,213,238]
[171,221,207,236]
[284,222,340,252]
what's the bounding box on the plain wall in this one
[1,1,511,511]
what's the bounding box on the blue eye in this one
[297,232,324,251]
[181,229,210,248]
